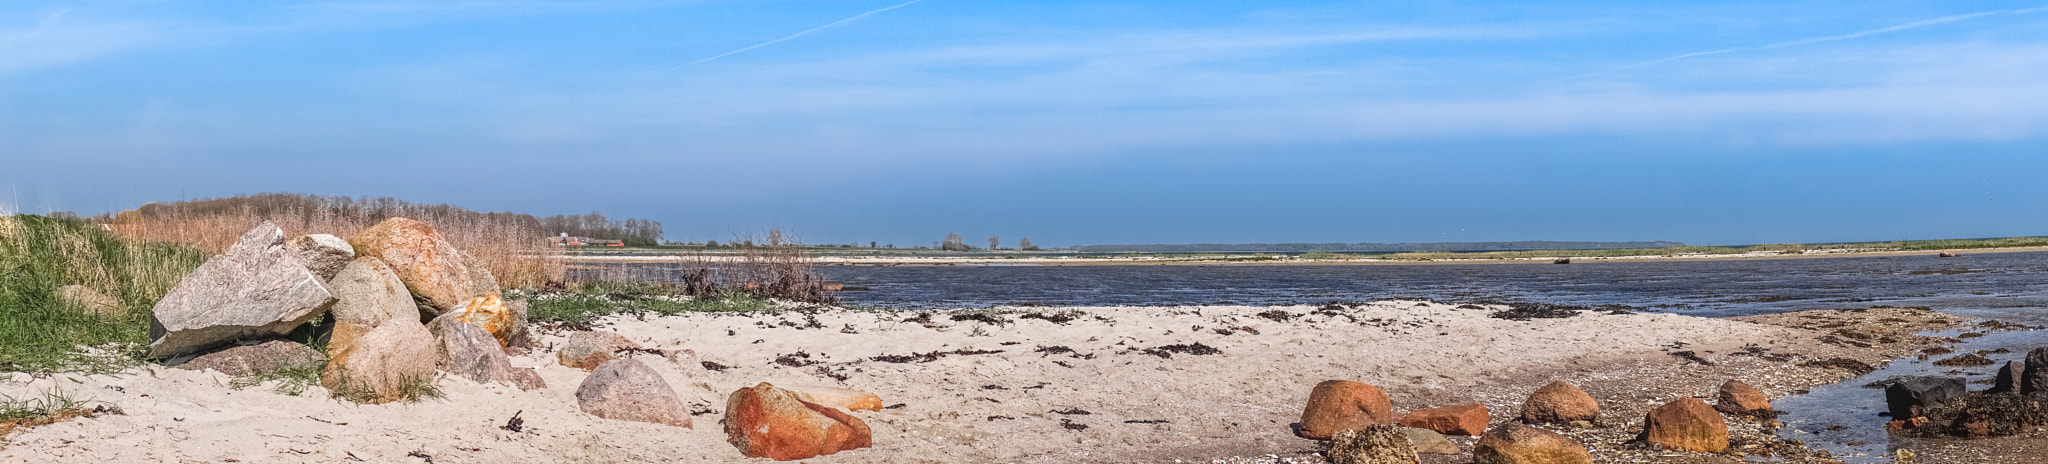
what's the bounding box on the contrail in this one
[681,0,922,67]
[1576,5,2048,79]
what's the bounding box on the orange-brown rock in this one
[1398,404,1490,436]
[348,218,475,316]
[1300,380,1395,440]
[558,331,641,370]
[1639,397,1728,453]
[445,293,518,347]
[724,382,873,461]
[1518,381,1599,424]
[790,386,885,412]
[1713,380,1772,418]
[1473,423,1592,464]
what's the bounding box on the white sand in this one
[0,301,1823,463]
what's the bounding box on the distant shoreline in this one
[563,245,2048,266]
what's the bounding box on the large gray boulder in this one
[182,340,325,376]
[426,316,542,390]
[288,234,355,282]
[149,222,335,359]
[328,257,421,328]
[577,358,692,428]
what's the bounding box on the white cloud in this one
[0,9,169,76]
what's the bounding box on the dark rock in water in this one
[1327,425,1419,464]
[1907,391,2048,438]
[1990,361,2023,394]
[2024,347,2048,396]
[1885,376,1966,420]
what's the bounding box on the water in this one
[578,251,2048,460]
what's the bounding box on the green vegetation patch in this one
[0,215,207,373]
[521,281,773,329]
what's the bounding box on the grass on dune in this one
[0,215,207,374]
[521,280,774,329]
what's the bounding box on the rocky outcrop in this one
[1713,380,1773,418]
[2024,347,2048,395]
[1300,380,1395,440]
[444,293,518,347]
[789,386,885,412]
[327,258,421,328]
[1991,361,2023,394]
[1518,381,1599,425]
[1397,404,1489,436]
[288,234,354,281]
[1473,423,1592,464]
[1638,398,1727,453]
[321,319,438,404]
[427,316,541,390]
[149,222,335,358]
[1402,427,1459,455]
[182,340,325,376]
[1327,425,1418,464]
[558,331,641,370]
[1905,391,2048,438]
[57,285,123,319]
[1887,376,1966,420]
[576,358,691,428]
[348,218,475,316]
[724,382,872,460]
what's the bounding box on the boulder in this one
[502,298,534,349]
[149,222,336,358]
[1518,381,1600,424]
[1638,398,1728,453]
[724,382,872,460]
[1401,427,1460,455]
[321,319,438,404]
[1991,361,2023,394]
[1327,425,1418,464]
[1397,404,1489,436]
[327,257,421,328]
[1299,380,1395,440]
[576,358,691,428]
[1906,391,2048,438]
[181,340,325,376]
[789,386,885,412]
[57,285,123,319]
[1713,380,1773,418]
[348,218,475,316]
[2024,347,2048,396]
[444,293,518,347]
[427,316,541,390]
[1473,423,1592,464]
[559,331,641,370]
[287,234,354,282]
[1887,376,1966,420]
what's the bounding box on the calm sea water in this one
[577,251,2048,461]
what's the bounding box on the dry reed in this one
[675,229,836,304]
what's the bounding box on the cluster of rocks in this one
[153,220,881,460]
[1299,378,1775,463]
[154,219,540,402]
[1887,347,2048,438]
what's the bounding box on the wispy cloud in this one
[680,0,923,67]
[0,9,170,76]
[1578,5,2048,78]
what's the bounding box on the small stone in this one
[287,234,354,282]
[1714,380,1773,417]
[1299,380,1395,440]
[1639,397,1728,453]
[1397,404,1489,436]
[789,386,885,412]
[1473,423,1592,464]
[1327,425,1418,464]
[181,340,325,376]
[1401,427,1460,455]
[1518,381,1599,424]
[558,331,641,370]
[576,358,691,428]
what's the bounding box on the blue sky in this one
[3,1,2047,247]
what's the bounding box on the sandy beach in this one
[0,301,1971,463]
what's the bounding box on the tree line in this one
[112,193,666,246]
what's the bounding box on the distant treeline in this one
[1074,241,1686,253]
[114,193,665,246]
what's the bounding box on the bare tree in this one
[942,233,970,251]
[1019,237,1039,251]
[988,235,1000,250]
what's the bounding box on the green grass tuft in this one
[0,215,207,374]
[521,283,773,328]
[227,362,327,396]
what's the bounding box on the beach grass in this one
[0,215,207,373]
[522,282,774,329]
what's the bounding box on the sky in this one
[3,1,2047,247]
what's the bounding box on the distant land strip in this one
[1073,241,1687,253]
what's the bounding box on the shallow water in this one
[579,251,2048,460]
